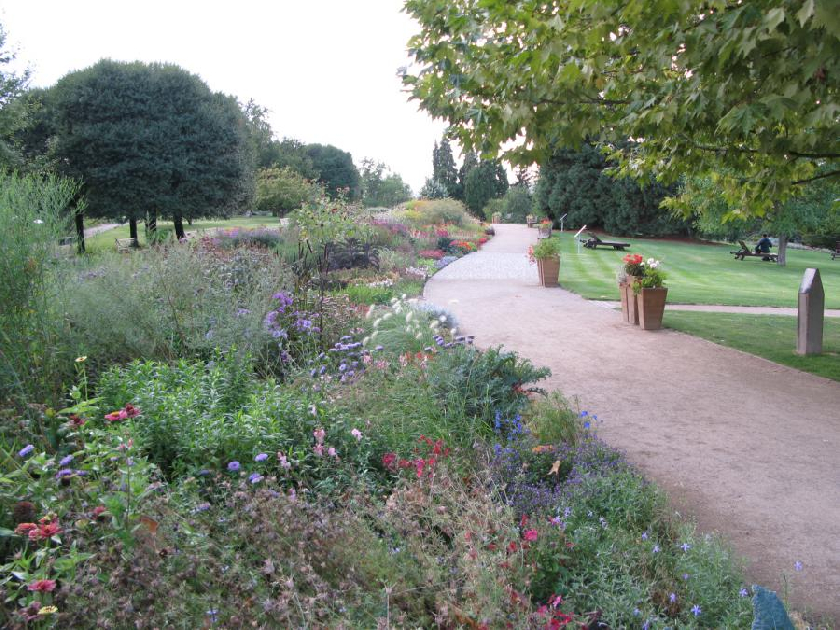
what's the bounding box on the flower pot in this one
[638,287,668,330]
[624,277,643,325]
[537,257,560,287]
[618,282,629,322]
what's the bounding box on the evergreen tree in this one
[432,136,459,197]
[457,151,479,201]
[305,143,361,200]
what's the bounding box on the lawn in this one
[664,311,840,381]
[83,215,284,252]
[554,232,840,308]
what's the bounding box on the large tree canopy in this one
[51,59,252,238]
[305,143,361,199]
[403,0,839,218]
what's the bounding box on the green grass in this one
[84,215,284,252]
[554,232,840,307]
[664,311,840,381]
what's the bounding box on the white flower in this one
[406,312,413,322]
[365,305,376,319]
[450,327,458,336]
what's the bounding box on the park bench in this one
[831,241,839,260]
[115,237,139,252]
[580,231,630,251]
[326,238,379,271]
[730,239,778,262]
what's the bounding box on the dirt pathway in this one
[424,224,840,622]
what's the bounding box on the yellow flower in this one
[38,606,58,615]
[75,356,87,363]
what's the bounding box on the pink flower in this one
[313,444,324,457]
[350,428,363,441]
[277,453,292,470]
[523,529,539,542]
[382,453,396,468]
[27,579,57,592]
[328,447,337,458]
[313,428,325,443]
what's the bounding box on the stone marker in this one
[797,268,824,355]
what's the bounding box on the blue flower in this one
[691,604,701,617]
[227,461,240,472]
[18,444,34,458]
[55,468,74,479]
[794,561,803,571]
[680,542,691,551]
[669,593,677,603]
[583,421,591,429]
[652,545,660,554]
[633,608,641,617]
[254,453,268,462]
[641,531,648,540]
[739,588,749,597]
[249,473,264,484]
[59,454,74,466]
[580,411,588,417]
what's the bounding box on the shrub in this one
[0,172,78,405]
[255,166,321,216]
[345,283,393,305]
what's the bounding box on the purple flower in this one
[669,592,677,603]
[641,531,648,540]
[59,454,74,466]
[193,503,211,513]
[197,469,210,476]
[55,468,74,479]
[254,453,268,462]
[249,473,264,484]
[739,588,749,597]
[18,444,34,458]
[794,561,803,571]
[691,604,701,617]
[652,545,660,553]
[680,542,691,551]
[375,345,384,351]
[632,608,641,617]
[227,461,240,472]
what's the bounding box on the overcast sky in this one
[1,0,449,193]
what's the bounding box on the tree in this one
[433,136,459,197]
[50,60,252,242]
[419,178,448,199]
[457,151,479,201]
[403,0,839,218]
[255,166,320,216]
[464,160,506,217]
[359,158,412,207]
[533,144,686,237]
[305,143,361,200]
[0,22,33,169]
[274,137,319,180]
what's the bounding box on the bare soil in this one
[424,224,840,624]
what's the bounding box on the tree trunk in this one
[129,217,138,240]
[74,209,85,254]
[777,234,788,267]
[174,215,186,240]
[145,210,157,238]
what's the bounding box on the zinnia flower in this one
[14,523,37,536]
[523,530,539,542]
[38,606,58,616]
[27,579,57,592]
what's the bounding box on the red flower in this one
[27,579,56,592]
[14,523,37,536]
[520,514,529,527]
[27,529,43,542]
[92,505,107,517]
[414,458,425,477]
[381,453,397,468]
[507,541,519,553]
[104,410,127,423]
[39,522,62,538]
[68,414,85,427]
[124,403,141,418]
[623,253,643,265]
[523,529,539,542]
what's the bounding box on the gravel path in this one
[425,224,840,622]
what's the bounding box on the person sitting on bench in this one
[755,234,772,254]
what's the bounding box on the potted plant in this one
[528,237,562,287]
[526,214,536,227]
[537,218,552,238]
[632,257,667,330]
[620,253,645,324]
[491,211,503,224]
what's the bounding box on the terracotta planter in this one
[638,287,668,330]
[618,282,629,322]
[537,257,560,287]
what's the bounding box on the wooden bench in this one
[115,237,139,252]
[831,241,839,260]
[730,239,777,261]
[580,231,630,251]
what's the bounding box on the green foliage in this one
[57,243,292,372]
[502,185,533,223]
[419,177,449,199]
[397,198,471,227]
[524,392,585,445]
[306,143,361,200]
[344,283,393,305]
[0,22,32,169]
[464,160,508,217]
[0,172,78,404]
[272,137,320,179]
[359,158,412,208]
[533,144,686,237]
[255,166,320,216]
[49,59,252,225]
[530,236,562,260]
[426,345,549,431]
[432,136,459,197]
[403,0,839,217]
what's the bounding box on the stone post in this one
[797,268,824,355]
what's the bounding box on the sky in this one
[0,0,448,193]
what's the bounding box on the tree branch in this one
[792,169,840,186]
